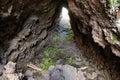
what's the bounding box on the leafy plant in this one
[41,45,62,70]
[52,45,61,53]
[108,0,114,4]
[44,47,51,57]
[66,57,73,64]
[44,45,62,57]
[66,32,74,41]
[108,0,120,6]
[40,58,54,70]
[111,34,118,42]
[53,34,61,41]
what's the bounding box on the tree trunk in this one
[68,0,120,79]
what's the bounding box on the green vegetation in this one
[40,45,62,70]
[108,0,120,30]
[108,0,115,4]
[41,58,54,70]
[53,34,61,41]
[111,34,118,42]
[108,0,120,6]
[44,45,62,57]
[66,57,73,64]
[66,32,74,41]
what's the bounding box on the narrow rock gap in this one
[0,0,120,80]
[21,6,111,80]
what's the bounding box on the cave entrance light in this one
[59,7,71,29]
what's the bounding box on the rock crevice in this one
[0,0,120,79]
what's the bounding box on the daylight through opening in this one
[59,7,71,29]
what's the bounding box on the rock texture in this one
[68,0,120,79]
[38,65,87,80]
[0,61,23,80]
[0,0,66,70]
[0,0,120,79]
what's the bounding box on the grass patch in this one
[41,58,55,70]
[53,34,61,41]
[111,33,118,42]
[66,57,74,64]
[66,32,74,41]
[44,45,62,57]
[107,0,120,7]
[107,0,114,4]
[40,45,62,70]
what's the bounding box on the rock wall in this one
[0,0,66,69]
[0,0,120,79]
[68,0,120,79]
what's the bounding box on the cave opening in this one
[55,6,73,39]
[58,7,71,30]
[59,7,71,28]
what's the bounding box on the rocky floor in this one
[28,20,111,80]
